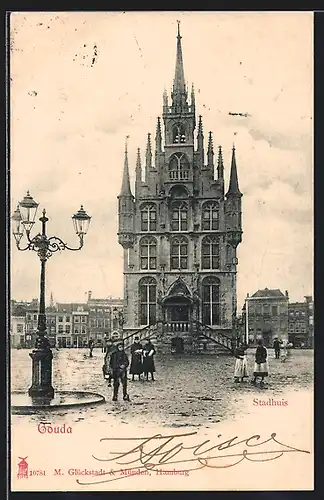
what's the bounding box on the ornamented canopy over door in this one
[167,277,191,298]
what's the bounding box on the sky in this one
[9,11,313,310]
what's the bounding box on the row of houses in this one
[241,289,314,348]
[10,291,124,348]
[10,289,314,349]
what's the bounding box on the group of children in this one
[102,337,156,401]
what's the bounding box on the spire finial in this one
[207,131,214,168]
[146,132,152,171]
[172,20,187,109]
[177,20,181,38]
[198,115,203,134]
[217,145,224,179]
[119,136,133,197]
[226,145,242,196]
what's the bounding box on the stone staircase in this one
[122,323,162,350]
[121,320,235,354]
[193,321,234,353]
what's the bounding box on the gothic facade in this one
[118,24,243,352]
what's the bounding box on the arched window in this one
[172,123,186,144]
[201,236,220,269]
[140,203,157,232]
[140,237,157,270]
[139,277,157,325]
[171,201,188,232]
[202,276,220,326]
[169,153,189,181]
[171,236,188,270]
[202,201,220,230]
[170,185,188,199]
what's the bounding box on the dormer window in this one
[172,123,186,143]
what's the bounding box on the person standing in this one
[142,340,156,381]
[273,337,281,359]
[233,342,249,383]
[251,339,269,386]
[130,337,143,381]
[88,338,94,358]
[102,339,117,387]
[109,342,130,401]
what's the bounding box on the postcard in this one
[9,11,314,492]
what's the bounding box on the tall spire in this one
[217,145,224,179]
[207,131,214,168]
[119,136,132,196]
[155,117,162,153]
[135,147,142,184]
[227,144,242,196]
[171,20,188,109]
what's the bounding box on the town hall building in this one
[118,23,243,353]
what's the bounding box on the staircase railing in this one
[193,320,234,352]
[122,322,163,350]
[120,320,235,353]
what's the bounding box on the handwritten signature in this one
[76,430,310,485]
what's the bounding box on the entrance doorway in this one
[164,296,190,323]
[171,336,184,354]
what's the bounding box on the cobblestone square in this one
[11,347,313,427]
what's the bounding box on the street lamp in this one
[12,191,91,399]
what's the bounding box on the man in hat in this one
[109,342,130,401]
[102,339,117,387]
[273,337,281,359]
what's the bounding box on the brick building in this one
[288,296,314,347]
[117,23,243,353]
[87,292,123,344]
[243,288,289,346]
[10,315,26,348]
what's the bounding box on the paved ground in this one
[11,347,314,428]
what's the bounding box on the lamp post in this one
[12,191,91,399]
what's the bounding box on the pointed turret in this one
[217,145,224,180]
[207,131,214,168]
[119,137,133,197]
[118,137,135,249]
[191,83,195,107]
[171,21,188,111]
[197,115,204,164]
[155,117,162,153]
[135,148,142,184]
[226,144,242,196]
[145,133,152,178]
[225,144,243,249]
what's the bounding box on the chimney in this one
[88,291,92,301]
[285,290,289,298]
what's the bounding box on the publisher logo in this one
[17,457,28,479]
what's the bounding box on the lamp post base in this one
[28,348,54,399]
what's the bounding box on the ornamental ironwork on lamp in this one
[11,191,91,399]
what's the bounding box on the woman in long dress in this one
[252,339,269,386]
[142,340,156,381]
[234,343,249,383]
[129,337,143,381]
